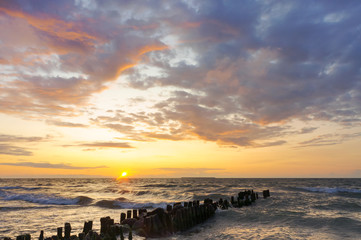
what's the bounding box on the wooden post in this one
[132,209,138,219]
[121,213,126,222]
[165,212,173,233]
[263,190,270,198]
[128,228,132,240]
[127,210,132,219]
[139,208,147,216]
[83,221,92,234]
[109,225,117,240]
[166,204,172,212]
[64,223,71,240]
[119,226,124,240]
[100,217,111,234]
[144,216,151,236]
[78,232,85,240]
[152,214,162,235]
[57,227,62,239]
[174,210,182,232]
[251,192,256,202]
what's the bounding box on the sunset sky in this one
[0,0,360,178]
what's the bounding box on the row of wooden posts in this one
[7,189,271,240]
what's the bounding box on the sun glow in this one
[116,171,128,180]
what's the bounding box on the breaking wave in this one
[0,190,93,205]
[94,198,168,209]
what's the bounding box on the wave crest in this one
[0,190,93,206]
[299,187,361,194]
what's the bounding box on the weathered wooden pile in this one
[5,189,271,240]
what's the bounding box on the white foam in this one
[0,191,79,205]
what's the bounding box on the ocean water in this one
[0,178,360,239]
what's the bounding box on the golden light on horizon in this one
[116,171,128,180]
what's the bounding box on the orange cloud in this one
[0,7,97,41]
[113,44,169,80]
[0,7,100,54]
[138,44,169,56]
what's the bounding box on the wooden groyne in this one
[4,189,270,240]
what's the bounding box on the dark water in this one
[0,178,360,239]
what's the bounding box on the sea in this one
[0,178,360,240]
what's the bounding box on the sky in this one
[0,0,360,178]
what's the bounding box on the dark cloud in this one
[0,161,108,169]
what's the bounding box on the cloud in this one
[0,1,167,118]
[0,144,33,156]
[1,1,361,148]
[0,134,44,142]
[0,134,50,156]
[299,127,318,134]
[0,161,108,169]
[46,120,88,128]
[65,141,134,149]
[297,132,361,147]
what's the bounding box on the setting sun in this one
[116,171,128,180]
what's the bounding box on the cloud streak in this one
[0,134,50,156]
[0,144,33,156]
[297,132,361,148]
[0,161,108,169]
[65,141,134,149]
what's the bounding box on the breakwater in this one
[4,189,271,240]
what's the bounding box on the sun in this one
[117,171,128,180]
[116,171,128,180]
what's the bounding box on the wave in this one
[95,200,123,208]
[0,186,41,190]
[193,193,231,200]
[94,198,168,209]
[75,196,94,205]
[119,202,168,209]
[0,206,51,211]
[118,190,130,194]
[133,190,152,196]
[141,184,178,188]
[299,187,361,194]
[0,190,93,205]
